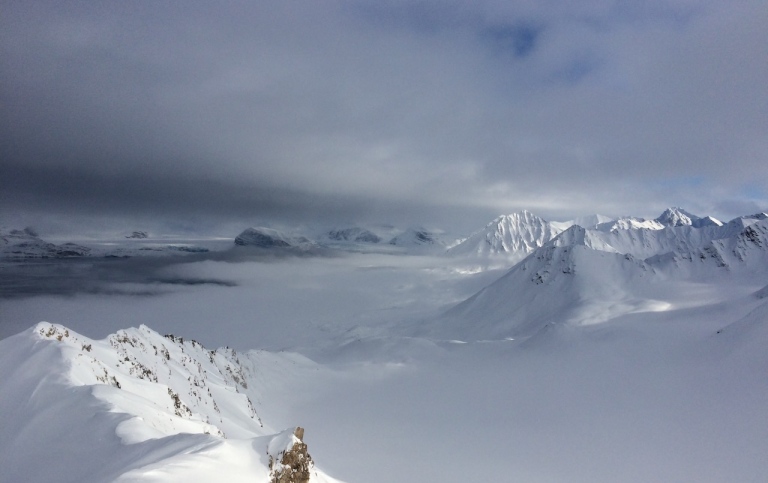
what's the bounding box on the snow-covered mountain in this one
[326,227,382,244]
[0,227,91,258]
[647,214,768,276]
[388,226,445,249]
[0,228,215,259]
[584,212,768,264]
[429,226,656,341]
[593,207,723,232]
[654,207,722,228]
[2,207,768,482]
[235,227,314,249]
[446,211,562,260]
[0,322,341,483]
[423,211,768,341]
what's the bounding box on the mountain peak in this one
[503,210,547,223]
[655,207,726,228]
[447,211,561,259]
[655,207,701,227]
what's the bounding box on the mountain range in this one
[2,206,767,482]
[411,208,768,341]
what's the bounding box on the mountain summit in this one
[446,211,561,260]
[655,207,722,228]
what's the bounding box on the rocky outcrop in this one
[269,427,313,483]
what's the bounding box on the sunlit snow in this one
[1,210,767,482]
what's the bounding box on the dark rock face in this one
[270,427,312,483]
[126,231,149,239]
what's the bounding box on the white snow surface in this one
[0,322,341,483]
[2,208,768,483]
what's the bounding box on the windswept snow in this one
[2,207,768,482]
[0,322,341,483]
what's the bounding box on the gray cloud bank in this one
[2,1,766,235]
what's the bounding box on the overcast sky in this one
[1,0,766,236]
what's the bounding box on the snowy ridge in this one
[427,212,768,341]
[446,210,561,260]
[586,214,768,271]
[647,216,768,276]
[0,323,342,483]
[595,216,665,232]
[550,213,614,231]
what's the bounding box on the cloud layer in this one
[2,1,766,234]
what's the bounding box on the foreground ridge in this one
[0,322,341,483]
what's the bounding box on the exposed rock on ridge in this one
[269,427,313,483]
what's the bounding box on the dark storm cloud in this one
[1,0,766,234]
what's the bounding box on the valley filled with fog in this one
[2,209,768,482]
[3,2,766,481]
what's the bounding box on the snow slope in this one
[0,323,341,483]
[432,226,657,340]
[426,214,768,341]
